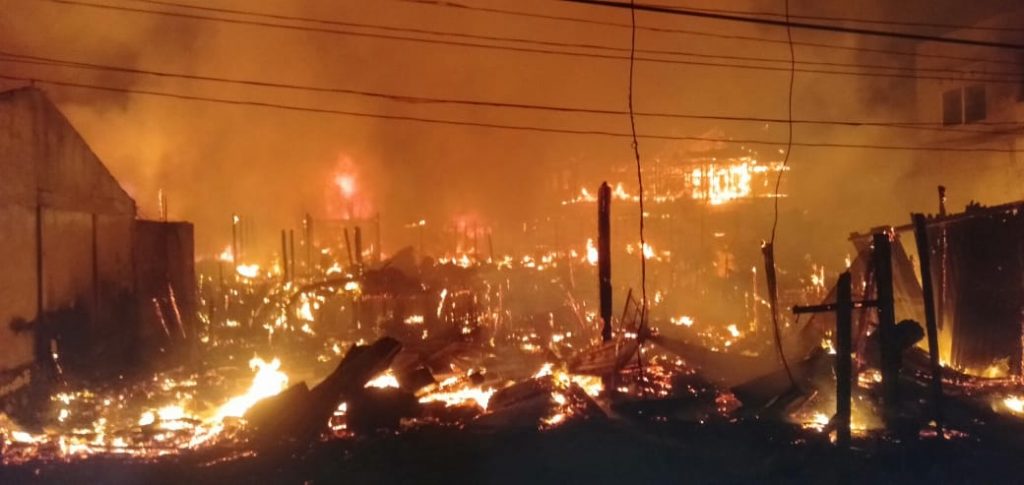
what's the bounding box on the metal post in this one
[598,182,612,342]
[912,213,945,429]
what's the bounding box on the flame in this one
[726,324,741,338]
[235,264,260,279]
[419,386,495,410]
[671,315,695,327]
[1003,395,1024,415]
[365,370,400,389]
[335,174,356,198]
[297,300,315,322]
[213,357,289,420]
[217,246,233,263]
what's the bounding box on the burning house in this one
[0,87,196,396]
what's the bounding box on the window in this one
[964,85,987,123]
[942,85,987,125]
[942,88,963,126]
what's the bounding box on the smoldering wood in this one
[244,337,403,445]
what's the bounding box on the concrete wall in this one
[0,88,138,387]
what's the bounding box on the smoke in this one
[0,0,1020,274]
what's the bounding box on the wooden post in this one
[912,213,945,428]
[354,226,364,271]
[304,213,313,276]
[343,228,354,269]
[598,182,612,342]
[231,214,239,267]
[872,233,899,427]
[375,212,382,264]
[289,230,296,281]
[280,230,289,282]
[487,230,495,262]
[835,271,853,448]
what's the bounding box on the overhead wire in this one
[106,0,1024,81]
[39,0,1024,85]
[394,0,1024,69]
[767,0,798,389]
[562,0,1024,51]
[1,73,1021,154]
[626,0,648,388]
[3,51,1021,135]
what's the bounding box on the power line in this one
[41,0,1024,85]
[1,73,1019,154]
[767,0,798,395]
[563,0,1024,51]
[643,1,1024,34]
[3,51,1019,135]
[395,0,1024,69]
[118,0,1024,84]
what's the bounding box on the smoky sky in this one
[1,0,1022,271]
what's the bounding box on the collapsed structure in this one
[0,87,196,399]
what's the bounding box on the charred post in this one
[280,229,289,282]
[872,232,900,427]
[354,225,364,272]
[835,271,853,448]
[231,213,239,267]
[912,213,945,428]
[304,213,313,276]
[598,182,612,342]
[343,227,354,269]
[289,229,296,281]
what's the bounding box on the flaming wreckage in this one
[3,186,1024,480]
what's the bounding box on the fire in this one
[585,238,599,266]
[365,370,400,389]
[726,324,741,338]
[335,174,356,198]
[297,299,315,322]
[235,263,260,279]
[217,245,233,263]
[419,386,495,410]
[671,315,695,327]
[1000,395,1024,416]
[213,357,289,420]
